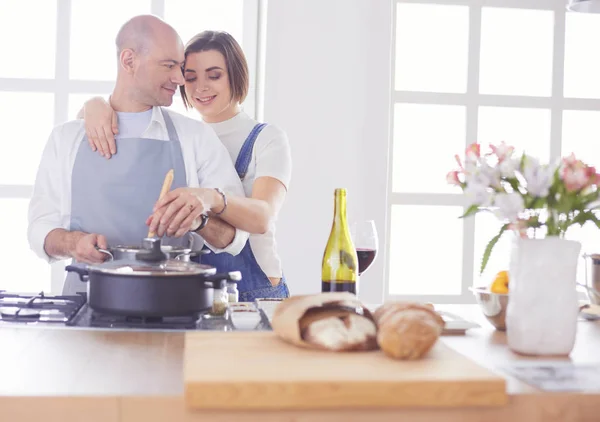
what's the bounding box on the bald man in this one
[27,15,249,295]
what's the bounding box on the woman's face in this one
[183,50,237,123]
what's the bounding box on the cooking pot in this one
[97,243,207,262]
[65,237,241,317]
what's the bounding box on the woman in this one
[81,31,291,302]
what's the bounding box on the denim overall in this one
[199,123,290,302]
[63,108,191,295]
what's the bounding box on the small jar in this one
[227,281,239,303]
[212,279,229,316]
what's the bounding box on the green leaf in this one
[584,212,600,231]
[525,196,546,209]
[480,224,509,275]
[459,204,479,219]
[506,177,520,193]
[525,217,542,229]
[559,210,600,234]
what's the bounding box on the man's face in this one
[132,31,185,107]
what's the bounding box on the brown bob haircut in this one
[180,30,249,109]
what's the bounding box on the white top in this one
[114,109,153,139]
[28,106,250,265]
[209,111,292,278]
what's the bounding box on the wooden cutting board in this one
[183,331,507,410]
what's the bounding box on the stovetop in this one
[0,290,271,332]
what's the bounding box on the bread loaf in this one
[374,302,445,360]
[299,302,378,352]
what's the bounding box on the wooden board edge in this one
[183,378,508,411]
[0,396,120,421]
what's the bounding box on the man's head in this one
[115,15,184,107]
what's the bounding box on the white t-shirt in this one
[209,111,292,278]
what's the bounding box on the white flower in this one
[464,182,494,207]
[494,192,525,223]
[465,161,501,190]
[522,156,555,197]
[498,158,519,178]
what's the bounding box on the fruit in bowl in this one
[469,270,509,331]
[490,270,509,294]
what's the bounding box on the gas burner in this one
[0,307,40,318]
[0,297,71,306]
[0,291,85,324]
[89,311,200,330]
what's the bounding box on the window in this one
[0,0,259,294]
[388,0,600,303]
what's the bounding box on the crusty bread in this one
[374,302,444,360]
[303,313,378,351]
[299,304,378,352]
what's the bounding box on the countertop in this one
[2,305,600,422]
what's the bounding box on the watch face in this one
[196,213,209,231]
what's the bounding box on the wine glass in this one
[351,220,379,276]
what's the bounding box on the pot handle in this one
[96,248,114,260]
[177,249,211,260]
[65,265,90,282]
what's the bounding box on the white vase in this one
[506,237,581,356]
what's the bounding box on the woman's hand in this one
[146,188,221,238]
[83,96,118,159]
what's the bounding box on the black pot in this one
[65,238,241,317]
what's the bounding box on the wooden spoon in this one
[147,169,174,238]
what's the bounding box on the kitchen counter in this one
[2,305,600,422]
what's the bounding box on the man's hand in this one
[146,188,219,238]
[70,232,109,264]
[44,229,110,264]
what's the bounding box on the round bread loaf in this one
[374,302,445,360]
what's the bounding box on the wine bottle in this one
[321,188,359,295]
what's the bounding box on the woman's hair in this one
[180,30,249,109]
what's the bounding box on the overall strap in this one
[234,123,267,180]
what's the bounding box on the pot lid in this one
[88,258,217,277]
[108,244,192,253]
[87,238,215,277]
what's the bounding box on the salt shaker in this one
[212,279,229,316]
[227,281,239,303]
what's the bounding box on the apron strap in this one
[160,108,180,142]
[234,123,267,180]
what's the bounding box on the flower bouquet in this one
[447,142,600,355]
[447,142,600,275]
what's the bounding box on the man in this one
[28,15,248,294]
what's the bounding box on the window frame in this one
[387,0,600,303]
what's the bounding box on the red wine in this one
[356,248,376,275]
[322,280,356,294]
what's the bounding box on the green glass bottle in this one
[321,188,359,294]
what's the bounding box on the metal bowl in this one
[469,286,508,331]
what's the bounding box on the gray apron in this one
[64,108,191,294]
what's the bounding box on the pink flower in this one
[562,153,578,167]
[454,154,464,172]
[560,153,596,192]
[508,219,528,239]
[466,143,481,161]
[489,141,515,163]
[446,170,462,186]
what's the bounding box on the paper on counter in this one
[501,361,600,392]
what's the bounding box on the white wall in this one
[262,0,393,304]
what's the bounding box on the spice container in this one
[212,279,229,316]
[227,281,239,303]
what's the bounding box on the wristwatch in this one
[193,213,209,232]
